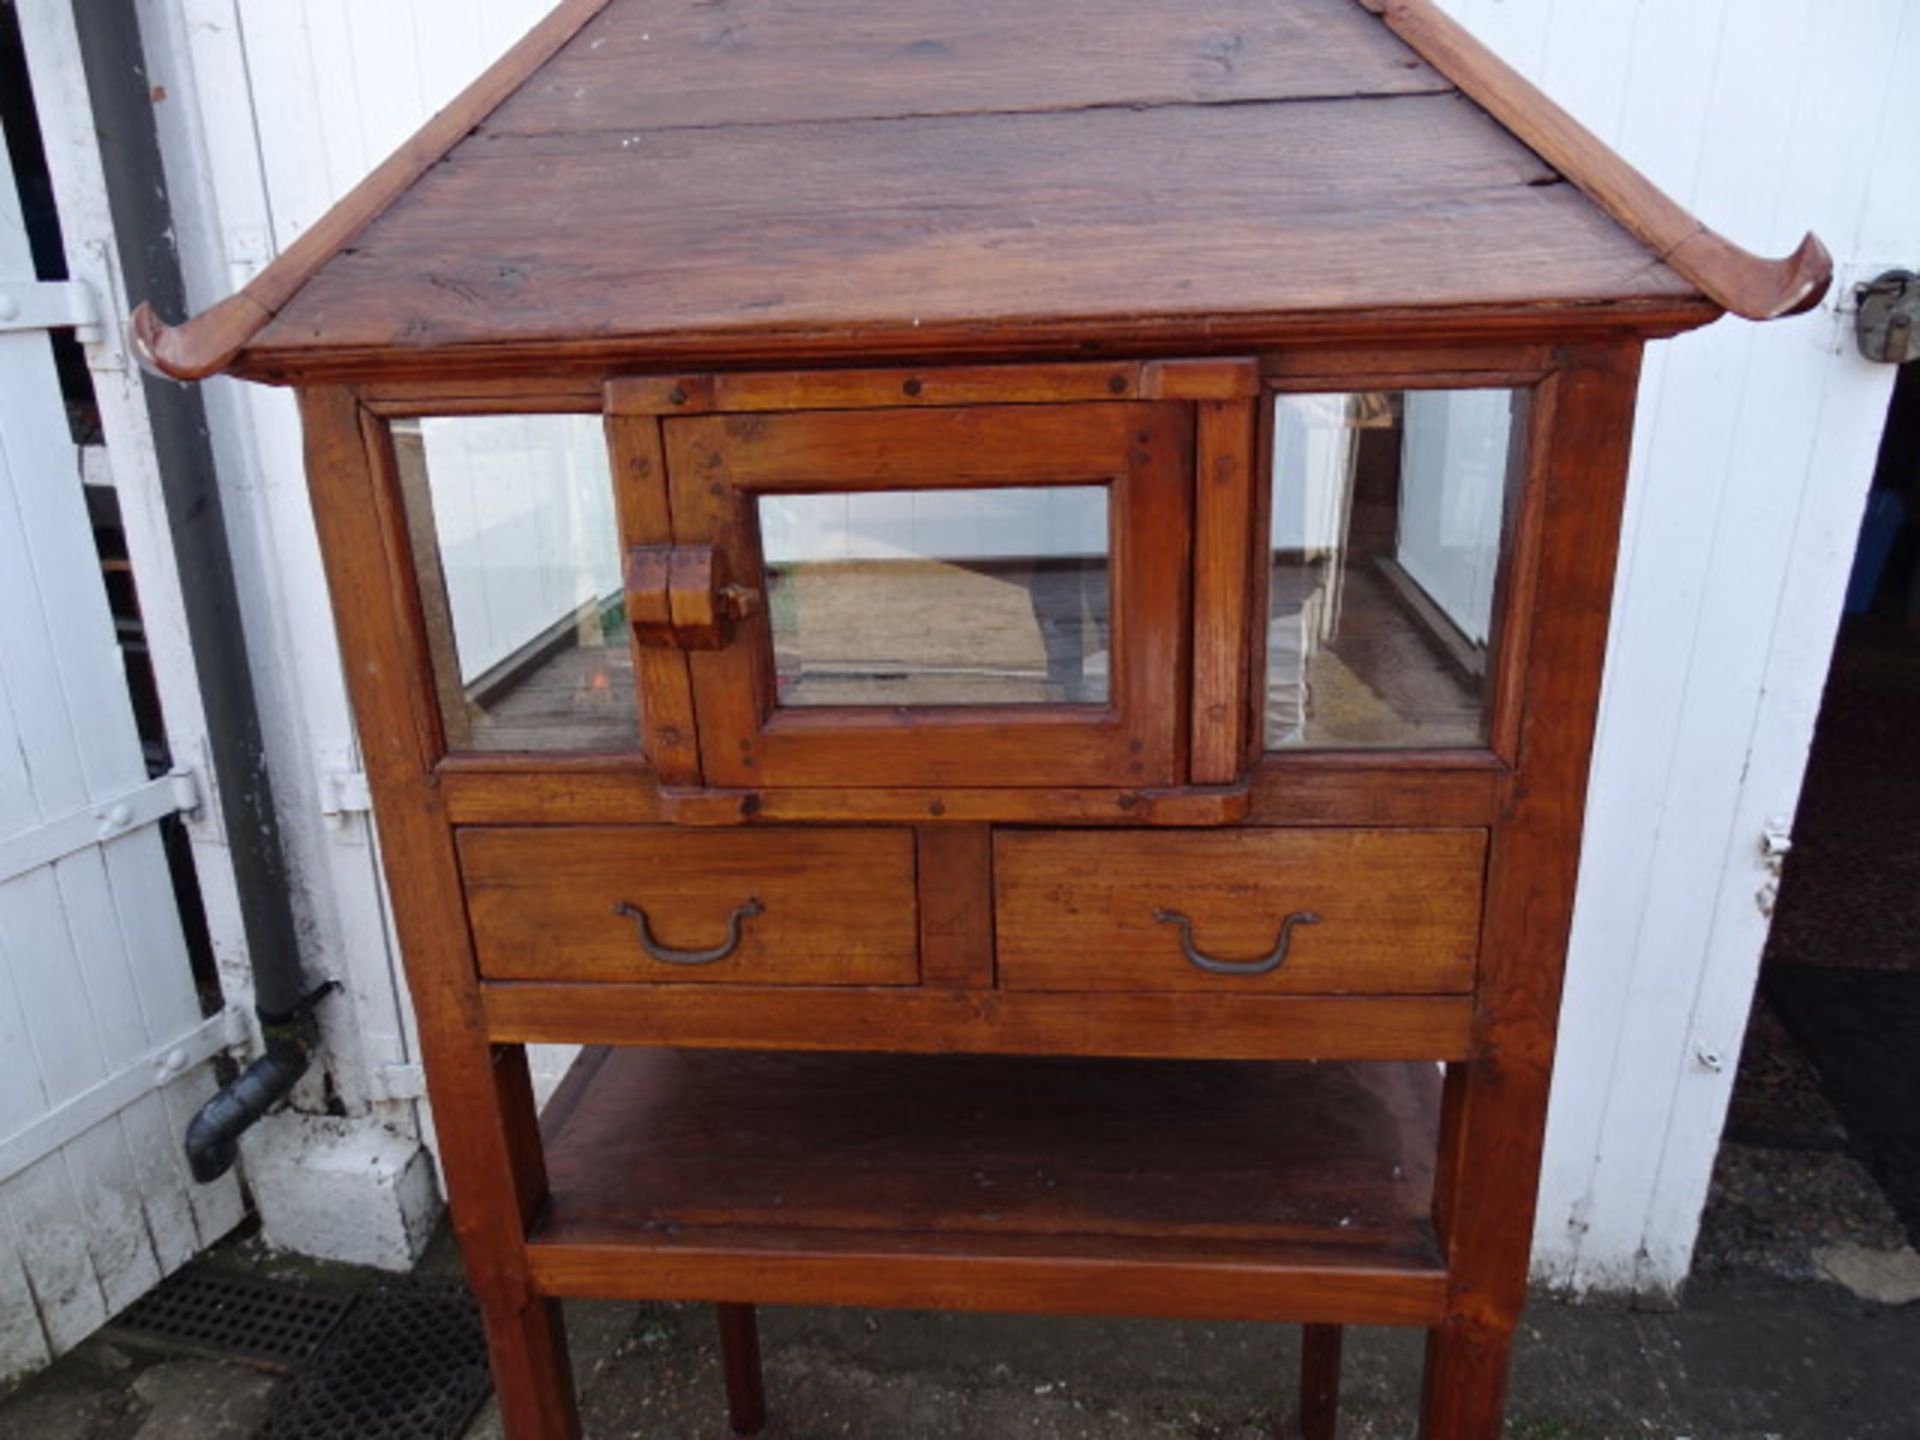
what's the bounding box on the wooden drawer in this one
[994,829,1484,994]
[459,827,918,985]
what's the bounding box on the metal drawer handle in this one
[612,897,763,966]
[1153,907,1321,977]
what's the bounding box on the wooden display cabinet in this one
[133,1,1828,1435]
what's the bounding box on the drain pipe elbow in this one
[185,989,336,1184]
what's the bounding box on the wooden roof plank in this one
[129,0,1827,382]
[255,95,1690,360]
[1359,0,1832,320]
[130,0,616,381]
[480,0,1452,135]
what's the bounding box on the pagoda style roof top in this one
[134,0,1831,384]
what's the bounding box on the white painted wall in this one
[120,0,1920,1298]
[1432,0,1920,1299]
[131,0,584,1193]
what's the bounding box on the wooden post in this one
[717,1303,768,1438]
[1420,346,1645,1439]
[1297,1324,1342,1440]
[298,388,581,1439]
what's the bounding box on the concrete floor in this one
[4,1242,1917,1440]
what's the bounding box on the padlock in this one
[1855,269,1920,364]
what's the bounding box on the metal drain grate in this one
[110,1266,355,1372]
[254,1280,491,1440]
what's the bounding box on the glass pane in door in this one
[1265,389,1525,749]
[757,486,1111,707]
[393,414,636,752]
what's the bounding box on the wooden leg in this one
[1298,1324,1342,1440]
[473,1289,579,1440]
[1418,1318,1516,1440]
[717,1302,768,1438]
[457,1047,582,1440]
[297,401,580,1437]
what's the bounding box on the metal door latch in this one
[1756,815,1794,916]
[1854,270,1920,364]
[626,543,761,651]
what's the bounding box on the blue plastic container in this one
[1845,488,1906,614]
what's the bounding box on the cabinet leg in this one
[1418,1318,1515,1440]
[717,1302,768,1438]
[476,1289,579,1440]
[1297,1324,1342,1440]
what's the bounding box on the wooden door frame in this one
[661,400,1196,789]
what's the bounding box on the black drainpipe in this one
[70,1,333,1182]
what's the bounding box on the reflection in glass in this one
[757,486,1111,707]
[1265,389,1523,749]
[394,414,636,752]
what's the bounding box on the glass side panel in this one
[392,414,636,753]
[757,486,1111,707]
[1265,389,1525,749]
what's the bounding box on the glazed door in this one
[651,403,1193,788]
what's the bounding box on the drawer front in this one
[460,827,918,985]
[995,829,1484,994]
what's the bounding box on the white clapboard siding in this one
[133,0,582,1153]
[1435,0,1920,1298]
[0,97,243,1382]
[132,0,1920,1301]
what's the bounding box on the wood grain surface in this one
[1419,347,1645,1437]
[299,391,581,1437]
[527,1045,1447,1323]
[915,824,995,989]
[995,829,1485,994]
[668,402,1191,789]
[253,94,1691,368]
[483,0,1450,135]
[137,0,1834,382]
[483,983,1476,1062]
[458,826,919,985]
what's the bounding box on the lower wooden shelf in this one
[527,1047,1447,1326]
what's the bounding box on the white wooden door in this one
[0,115,243,1386]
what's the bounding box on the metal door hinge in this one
[1756,815,1794,916]
[321,769,373,824]
[94,767,200,839]
[0,767,200,886]
[372,1062,427,1102]
[0,278,101,339]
